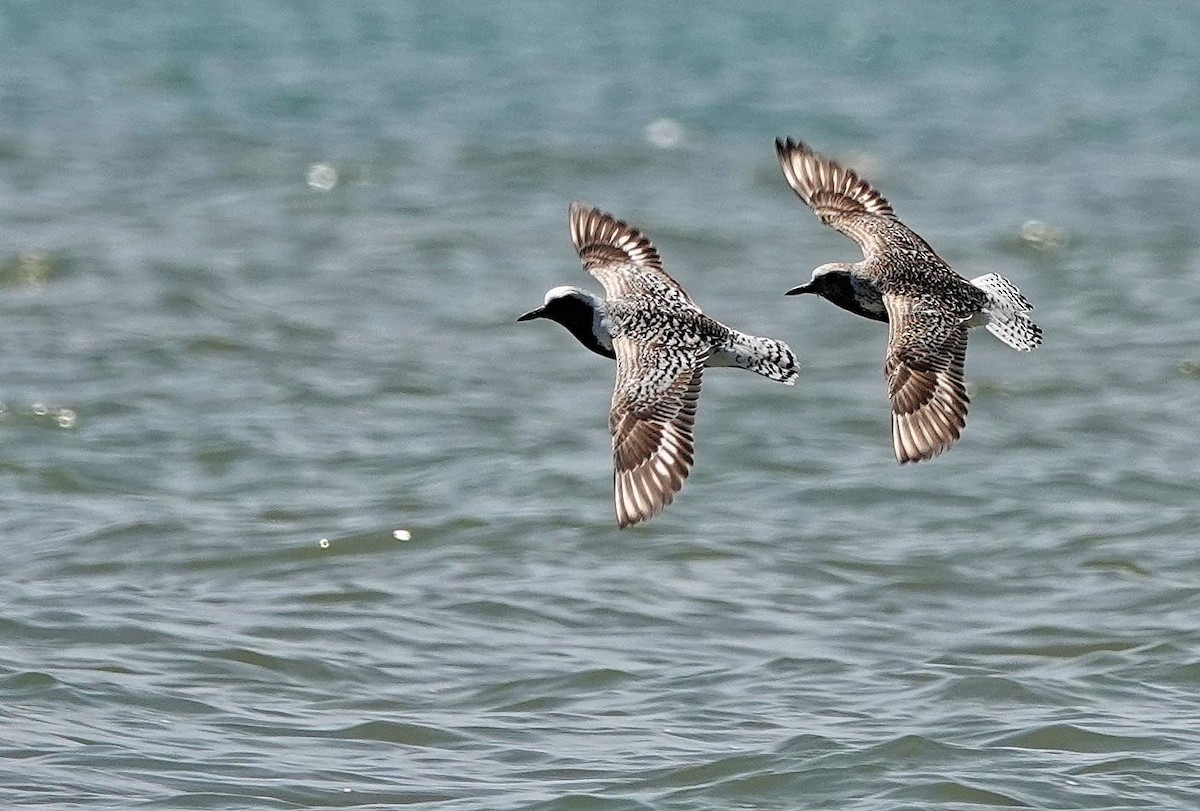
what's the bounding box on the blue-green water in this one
[3,2,1200,808]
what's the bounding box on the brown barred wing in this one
[882,294,971,464]
[568,202,695,306]
[608,337,709,528]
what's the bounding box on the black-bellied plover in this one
[774,138,1041,464]
[519,203,799,528]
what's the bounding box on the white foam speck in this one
[1020,219,1067,250]
[306,163,338,191]
[392,529,412,541]
[645,118,684,149]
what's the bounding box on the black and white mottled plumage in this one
[519,203,799,528]
[775,138,1041,464]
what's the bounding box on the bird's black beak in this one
[516,306,546,322]
[785,282,815,296]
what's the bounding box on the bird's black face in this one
[518,291,615,359]
[517,295,575,326]
[786,271,848,301]
[516,305,547,322]
[518,295,592,328]
[785,269,887,323]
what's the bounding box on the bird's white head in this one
[517,286,613,359]
[544,286,597,308]
[785,263,856,297]
[784,262,887,323]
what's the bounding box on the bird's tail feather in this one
[720,331,800,384]
[970,273,1042,351]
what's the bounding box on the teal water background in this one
[3,2,1200,808]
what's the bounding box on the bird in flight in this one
[774,138,1041,464]
[520,203,799,527]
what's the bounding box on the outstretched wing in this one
[608,338,709,528]
[775,138,920,259]
[882,294,970,464]
[569,202,695,306]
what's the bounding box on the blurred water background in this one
[2,2,1199,808]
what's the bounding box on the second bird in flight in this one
[775,138,1042,464]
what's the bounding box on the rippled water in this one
[3,2,1200,808]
